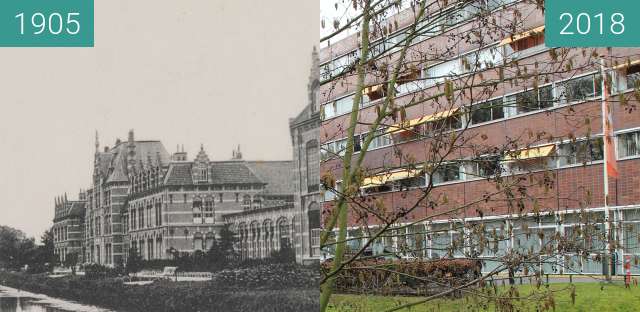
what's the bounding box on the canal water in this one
[0,285,114,312]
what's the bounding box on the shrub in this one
[210,262,320,290]
[0,271,318,312]
[322,258,481,296]
[82,263,124,279]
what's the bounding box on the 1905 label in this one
[0,0,93,47]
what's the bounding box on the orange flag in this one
[602,67,619,179]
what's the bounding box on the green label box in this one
[546,0,640,47]
[0,0,93,47]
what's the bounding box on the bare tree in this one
[319,0,640,311]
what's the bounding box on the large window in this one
[615,63,640,91]
[321,139,347,161]
[559,74,602,103]
[464,155,502,178]
[424,60,462,87]
[308,203,321,257]
[625,65,640,90]
[557,137,604,166]
[366,130,392,150]
[322,182,340,202]
[192,197,203,224]
[431,163,461,184]
[322,94,360,119]
[320,50,359,82]
[306,140,320,193]
[618,130,640,158]
[463,46,502,72]
[425,114,462,134]
[155,202,162,226]
[505,85,553,115]
[470,98,504,124]
[204,198,214,224]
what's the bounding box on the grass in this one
[327,282,640,311]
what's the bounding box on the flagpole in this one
[600,57,612,281]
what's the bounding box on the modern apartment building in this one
[320,0,640,275]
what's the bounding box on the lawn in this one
[328,282,640,312]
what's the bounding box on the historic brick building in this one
[52,193,86,264]
[320,1,640,274]
[53,128,301,266]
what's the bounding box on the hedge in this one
[322,258,481,296]
[0,264,319,312]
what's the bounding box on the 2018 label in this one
[546,0,639,47]
[559,13,624,36]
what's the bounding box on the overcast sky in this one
[320,0,357,43]
[0,1,318,239]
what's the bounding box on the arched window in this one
[193,233,204,251]
[308,202,321,256]
[278,218,290,250]
[205,232,215,251]
[201,168,208,181]
[263,220,274,256]
[306,140,319,193]
[192,197,203,224]
[250,221,259,258]
[204,198,214,223]
[155,201,162,226]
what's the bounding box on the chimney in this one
[171,144,188,162]
[127,129,136,173]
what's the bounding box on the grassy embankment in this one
[328,282,640,311]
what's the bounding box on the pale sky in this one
[0,1,318,239]
[320,0,357,42]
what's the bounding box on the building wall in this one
[52,217,84,264]
[226,205,297,260]
[318,0,640,274]
[291,113,322,264]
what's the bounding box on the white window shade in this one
[425,60,461,86]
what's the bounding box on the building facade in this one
[320,0,640,275]
[52,193,86,264]
[225,49,322,264]
[53,129,304,266]
[290,47,322,264]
